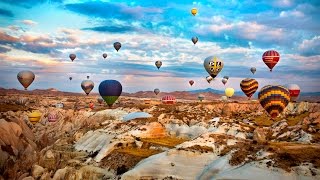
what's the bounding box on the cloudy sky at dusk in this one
[0,0,319,94]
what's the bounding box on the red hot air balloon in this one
[262,50,280,72]
[48,112,58,122]
[189,80,194,86]
[287,84,300,102]
[162,95,176,104]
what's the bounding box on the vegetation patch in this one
[141,137,188,148]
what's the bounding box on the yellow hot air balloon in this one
[28,110,42,125]
[191,8,197,16]
[225,88,235,98]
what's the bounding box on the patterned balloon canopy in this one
[258,85,290,118]
[99,80,122,106]
[240,78,259,99]
[262,50,280,72]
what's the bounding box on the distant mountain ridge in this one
[0,87,319,102]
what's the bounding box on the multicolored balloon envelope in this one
[17,70,35,90]
[206,76,213,83]
[262,50,280,72]
[240,78,259,99]
[287,84,300,102]
[81,80,94,95]
[198,94,205,102]
[222,78,228,85]
[204,56,224,79]
[98,80,122,106]
[258,85,290,118]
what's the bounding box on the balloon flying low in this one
[198,94,205,102]
[98,80,122,107]
[287,84,301,102]
[225,88,235,98]
[69,54,76,61]
[204,56,224,79]
[154,88,160,95]
[258,85,290,118]
[240,78,259,99]
[81,80,94,95]
[114,42,121,52]
[17,70,35,90]
[262,50,280,72]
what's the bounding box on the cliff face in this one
[0,94,319,179]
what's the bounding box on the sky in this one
[0,0,319,94]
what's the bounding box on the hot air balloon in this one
[223,76,229,80]
[287,84,300,102]
[162,95,176,104]
[225,88,234,98]
[69,54,76,62]
[250,67,256,74]
[191,8,197,16]
[16,97,28,106]
[56,102,64,108]
[17,70,35,90]
[154,88,160,95]
[222,78,228,85]
[28,110,42,125]
[114,42,121,52]
[48,112,58,122]
[69,77,72,81]
[191,37,198,45]
[155,61,162,69]
[198,94,205,102]
[189,80,194,86]
[204,56,224,79]
[221,96,228,101]
[262,50,280,72]
[97,97,104,104]
[98,80,122,107]
[240,78,259,99]
[103,53,107,59]
[206,76,213,83]
[258,85,290,118]
[87,76,90,79]
[81,80,94,95]
[89,101,94,110]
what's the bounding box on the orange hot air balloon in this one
[240,78,259,99]
[262,50,280,72]
[191,8,197,16]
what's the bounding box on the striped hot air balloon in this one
[262,50,280,72]
[258,85,290,118]
[287,84,300,102]
[162,95,176,104]
[240,78,259,99]
[28,111,42,125]
[48,112,58,122]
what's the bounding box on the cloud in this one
[0,31,19,44]
[21,20,38,26]
[65,1,162,21]
[0,46,11,53]
[82,25,137,33]
[272,0,294,8]
[0,0,63,8]
[298,36,320,56]
[0,8,14,17]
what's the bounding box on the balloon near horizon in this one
[99,80,123,107]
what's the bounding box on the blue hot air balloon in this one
[98,80,122,106]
